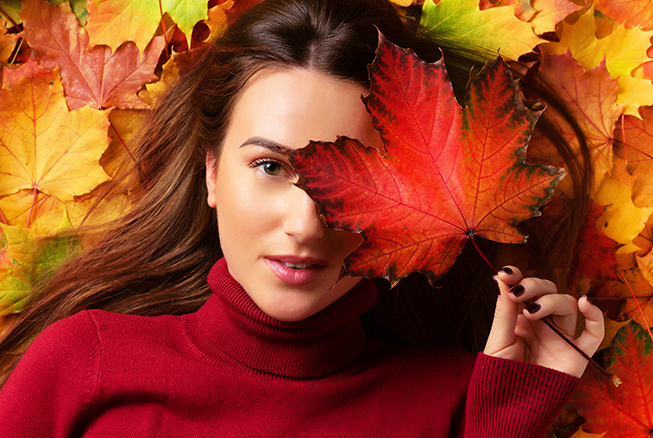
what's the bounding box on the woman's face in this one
[206,68,382,322]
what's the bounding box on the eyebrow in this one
[239,137,293,156]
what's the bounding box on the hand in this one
[483,266,605,377]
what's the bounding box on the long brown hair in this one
[0,0,591,384]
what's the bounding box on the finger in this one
[505,277,557,303]
[522,293,578,335]
[496,265,523,286]
[484,275,521,356]
[575,295,605,357]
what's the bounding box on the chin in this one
[262,302,323,322]
[256,292,333,322]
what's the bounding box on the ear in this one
[206,151,218,209]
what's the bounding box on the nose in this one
[283,187,326,243]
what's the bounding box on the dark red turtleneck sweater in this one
[0,258,578,437]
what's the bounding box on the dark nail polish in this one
[525,302,541,314]
[509,285,525,297]
[493,278,501,295]
[585,295,593,306]
[501,267,513,275]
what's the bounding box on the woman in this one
[0,0,603,436]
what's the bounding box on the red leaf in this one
[575,200,621,281]
[224,0,265,25]
[19,0,164,110]
[569,321,653,437]
[290,35,564,284]
[525,197,620,283]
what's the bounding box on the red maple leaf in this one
[574,200,620,282]
[290,34,564,284]
[569,321,653,437]
[19,0,164,110]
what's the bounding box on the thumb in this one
[484,276,520,356]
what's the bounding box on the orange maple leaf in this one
[0,19,17,65]
[614,106,653,209]
[596,0,653,31]
[527,51,622,194]
[20,0,165,110]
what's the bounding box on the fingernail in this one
[501,266,513,275]
[509,284,525,297]
[493,277,501,295]
[525,302,541,314]
[584,295,593,306]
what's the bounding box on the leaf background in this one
[1,0,653,435]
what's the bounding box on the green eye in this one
[262,161,282,175]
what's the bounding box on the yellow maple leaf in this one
[569,427,607,438]
[0,189,65,228]
[594,158,653,253]
[138,57,180,107]
[85,0,162,54]
[0,58,111,203]
[542,5,653,116]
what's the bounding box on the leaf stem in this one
[469,234,621,387]
[0,7,19,30]
[26,188,37,229]
[540,317,621,387]
[108,119,146,188]
[469,234,497,272]
[9,37,23,65]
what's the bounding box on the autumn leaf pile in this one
[1,0,652,436]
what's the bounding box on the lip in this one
[264,255,328,285]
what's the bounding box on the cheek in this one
[214,168,282,251]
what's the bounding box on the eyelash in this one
[249,158,290,177]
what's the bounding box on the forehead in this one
[225,67,380,150]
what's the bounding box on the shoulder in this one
[7,309,184,389]
[27,309,182,354]
[24,310,101,365]
[86,309,185,351]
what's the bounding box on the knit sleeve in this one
[463,352,579,438]
[0,311,101,438]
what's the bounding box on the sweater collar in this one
[187,258,378,378]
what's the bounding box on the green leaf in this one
[162,0,208,45]
[418,0,543,64]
